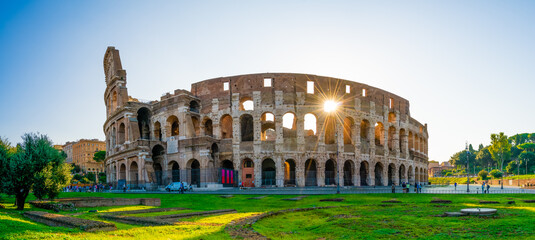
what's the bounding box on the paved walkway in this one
[109,185,535,195]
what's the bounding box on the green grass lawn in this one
[1,192,535,239]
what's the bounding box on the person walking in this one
[481,182,485,194]
[391,184,396,193]
[454,182,457,191]
[414,183,418,194]
[486,183,490,194]
[418,183,422,193]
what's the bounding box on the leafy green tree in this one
[505,161,518,174]
[518,142,535,174]
[71,164,81,174]
[98,172,107,183]
[93,150,106,162]
[33,162,72,200]
[478,170,489,180]
[489,169,502,179]
[86,172,96,183]
[0,133,63,210]
[489,132,512,189]
[476,147,493,171]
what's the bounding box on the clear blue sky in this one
[1,1,534,162]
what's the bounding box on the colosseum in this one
[103,47,429,190]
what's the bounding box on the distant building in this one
[53,145,63,152]
[428,161,454,177]
[63,139,106,173]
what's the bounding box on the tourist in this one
[418,183,422,193]
[454,182,457,190]
[481,182,485,194]
[402,182,407,193]
[123,184,126,193]
[486,183,490,194]
[179,182,184,194]
[414,183,418,194]
[391,184,395,193]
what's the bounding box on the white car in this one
[165,182,193,192]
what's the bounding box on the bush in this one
[444,172,452,177]
[478,170,489,180]
[489,169,503,179]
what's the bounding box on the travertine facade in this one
[103,47,429,189]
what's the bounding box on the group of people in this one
[64,184,109,193]
[392,182,423,193]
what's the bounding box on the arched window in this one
[240,97,254,111]
[240,114,254,142]
[304,113,317,136]
[220,115,233,139]
[374,122,384,146]
[167,116,179,137]
[137,108,151,140]
[189,100,200,113]
[118,123,126,144]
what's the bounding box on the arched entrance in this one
[399,164,406,184]
[374,162,384,186]
[284,159,296,186]
[242,159,254,187]
[221,160,235,187]
[170,161,180,182]
[325,159,336,185]
[388,164,395,186]
[305,159,317,186]
[360,161,369,186]
[190,159,200,187]
[343,160,354,186]
[129,162,139,188]
[119,163,126,185]
[152,145,164,186]
[262,158,276,186]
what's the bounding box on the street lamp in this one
[466,142,470,193]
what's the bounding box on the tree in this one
[476,147,493,171]
[489,169,503,179]
[489,132,512,189]
[71,164,81,174]
[33,162,72,200]
[93,151,106,162]
[98,172,107,183]
[0,133,63,210]
[505,161,518,174]
[518,142,535,174]
[86,172,96,183]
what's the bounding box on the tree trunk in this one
[15,191,28,210]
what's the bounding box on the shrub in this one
[489,169,503,179]
[478,170,489,180]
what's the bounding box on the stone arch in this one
[399,164,406,184]
[374,162,384,186]
[242,158,254,187]
[220,114,233,139]
[152,145,165,186]
[284,159,296,186]
[210,143,219,161]
[129,161,139,187]
[239,97,254,111]
[343,160,354,186]
[408,165,414,184]
[137,107,151,140]
[189,100,200,113]
[415,167,419,184]
[169,161,180,182]
[203,118,213,137]
[167,115,179,137]
[399,128,406,153]
[261,158,276,186]
[154,121,162,141]
[191,116,200,137]
[240,114,254,142]
[261,112,275,141]
[304,113,317,136]
[282,112,297,138]
[221,159,234,169]
[387,163,396,186]
[375,122,384,146]
[360,161,369,186]
[343,117,354,144]
[388,112,396,123]
[388,126,396,151]
[408,131,414,150]
[324,115,336,144]
[118,123,126,144]
[188,159,201,187]
[119,163,126,181]
[325,159,337,185]
[305,159,318,186]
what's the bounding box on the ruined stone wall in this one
[102,47,429,189]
